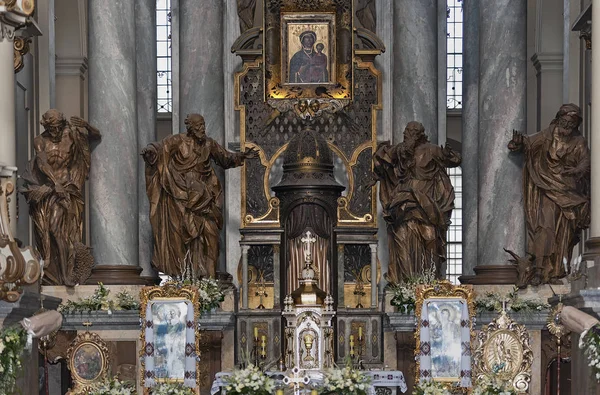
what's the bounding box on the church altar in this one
[1,0,599,394]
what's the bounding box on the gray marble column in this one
[88,1,143,284]
[474,0,526,283]
[135,0,158,282]
[392,0,438,143]
[179,0,228,275]
[179,0,224,142]
[460,0,479,277]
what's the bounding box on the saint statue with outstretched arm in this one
[142,114,258,279]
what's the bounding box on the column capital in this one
[0,0,35,35]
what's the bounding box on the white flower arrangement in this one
[389,265,438,314]
[321,365,371,395]
[89,377,136,395]
[474,286,549,314]
[223,364,275,395]
[150,381,196,395]
[579,323,600,381]
[0,326,27,394]
[197,277,225,313]
[412,380,452,395]
[58,283,140,314]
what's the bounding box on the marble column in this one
[179,0,228,275]
[0,24,16,235]
[369,244,377,308]
[393,0,438,143]
[135,0,159,282]
[460,0,479,277]
[586,3,600,259]
[472,0,526,283]
[88,1,144,284]
[530,0,564,130]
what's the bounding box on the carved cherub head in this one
[185,113,206,142]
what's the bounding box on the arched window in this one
[446,166,462,284]
[157,0,172,113]
[447,0,463,109]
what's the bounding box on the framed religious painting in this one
[281,13,335,86]
[415,281,475,390]
[264,0,353,99]
[140,283,201,392]
[67,331,110,394]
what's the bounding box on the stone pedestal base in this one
[584,236,600,260]
[459,264,518,284]
[86,265,146,285]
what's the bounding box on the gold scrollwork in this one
[473,310,533,393]
[414,281,475,389]
[66,331,111,394]
[13,36,30,73]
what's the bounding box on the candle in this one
[254,327,258,340]
[350,335,354,342]
[358,327,363,339]
[311,390,318,395]
[261,335,266,344]
[276,390,284,395]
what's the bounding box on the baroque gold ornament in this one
[473,310,533,393]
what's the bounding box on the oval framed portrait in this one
[67,332,110,393]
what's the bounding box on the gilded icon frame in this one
[414,281,475,389]
[264,0,353,100]
[139,283,201,392]
[473,310,533,393]
[67,331,110,394]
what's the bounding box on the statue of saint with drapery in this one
[508,103,590,285]
[142,114,258,279]
[371,121,461,283]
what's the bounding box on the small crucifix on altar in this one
[301,230,316,262]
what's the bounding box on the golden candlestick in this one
[261,335,267,359]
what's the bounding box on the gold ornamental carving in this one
[13,36,29,73]
[473,310,533,393]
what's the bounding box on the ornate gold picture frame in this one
[140,283,201,392]
[67,331,110,394]
[414,281,475,389]
[264,0,353,99]
[473,310,533,393]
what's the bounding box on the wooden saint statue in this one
[371,121,461,283]
[508,103,590,285]
[237,0,257,32]
[142,113,258,279]
[21,109,100,286]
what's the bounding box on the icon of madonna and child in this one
[288,30,330,84]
